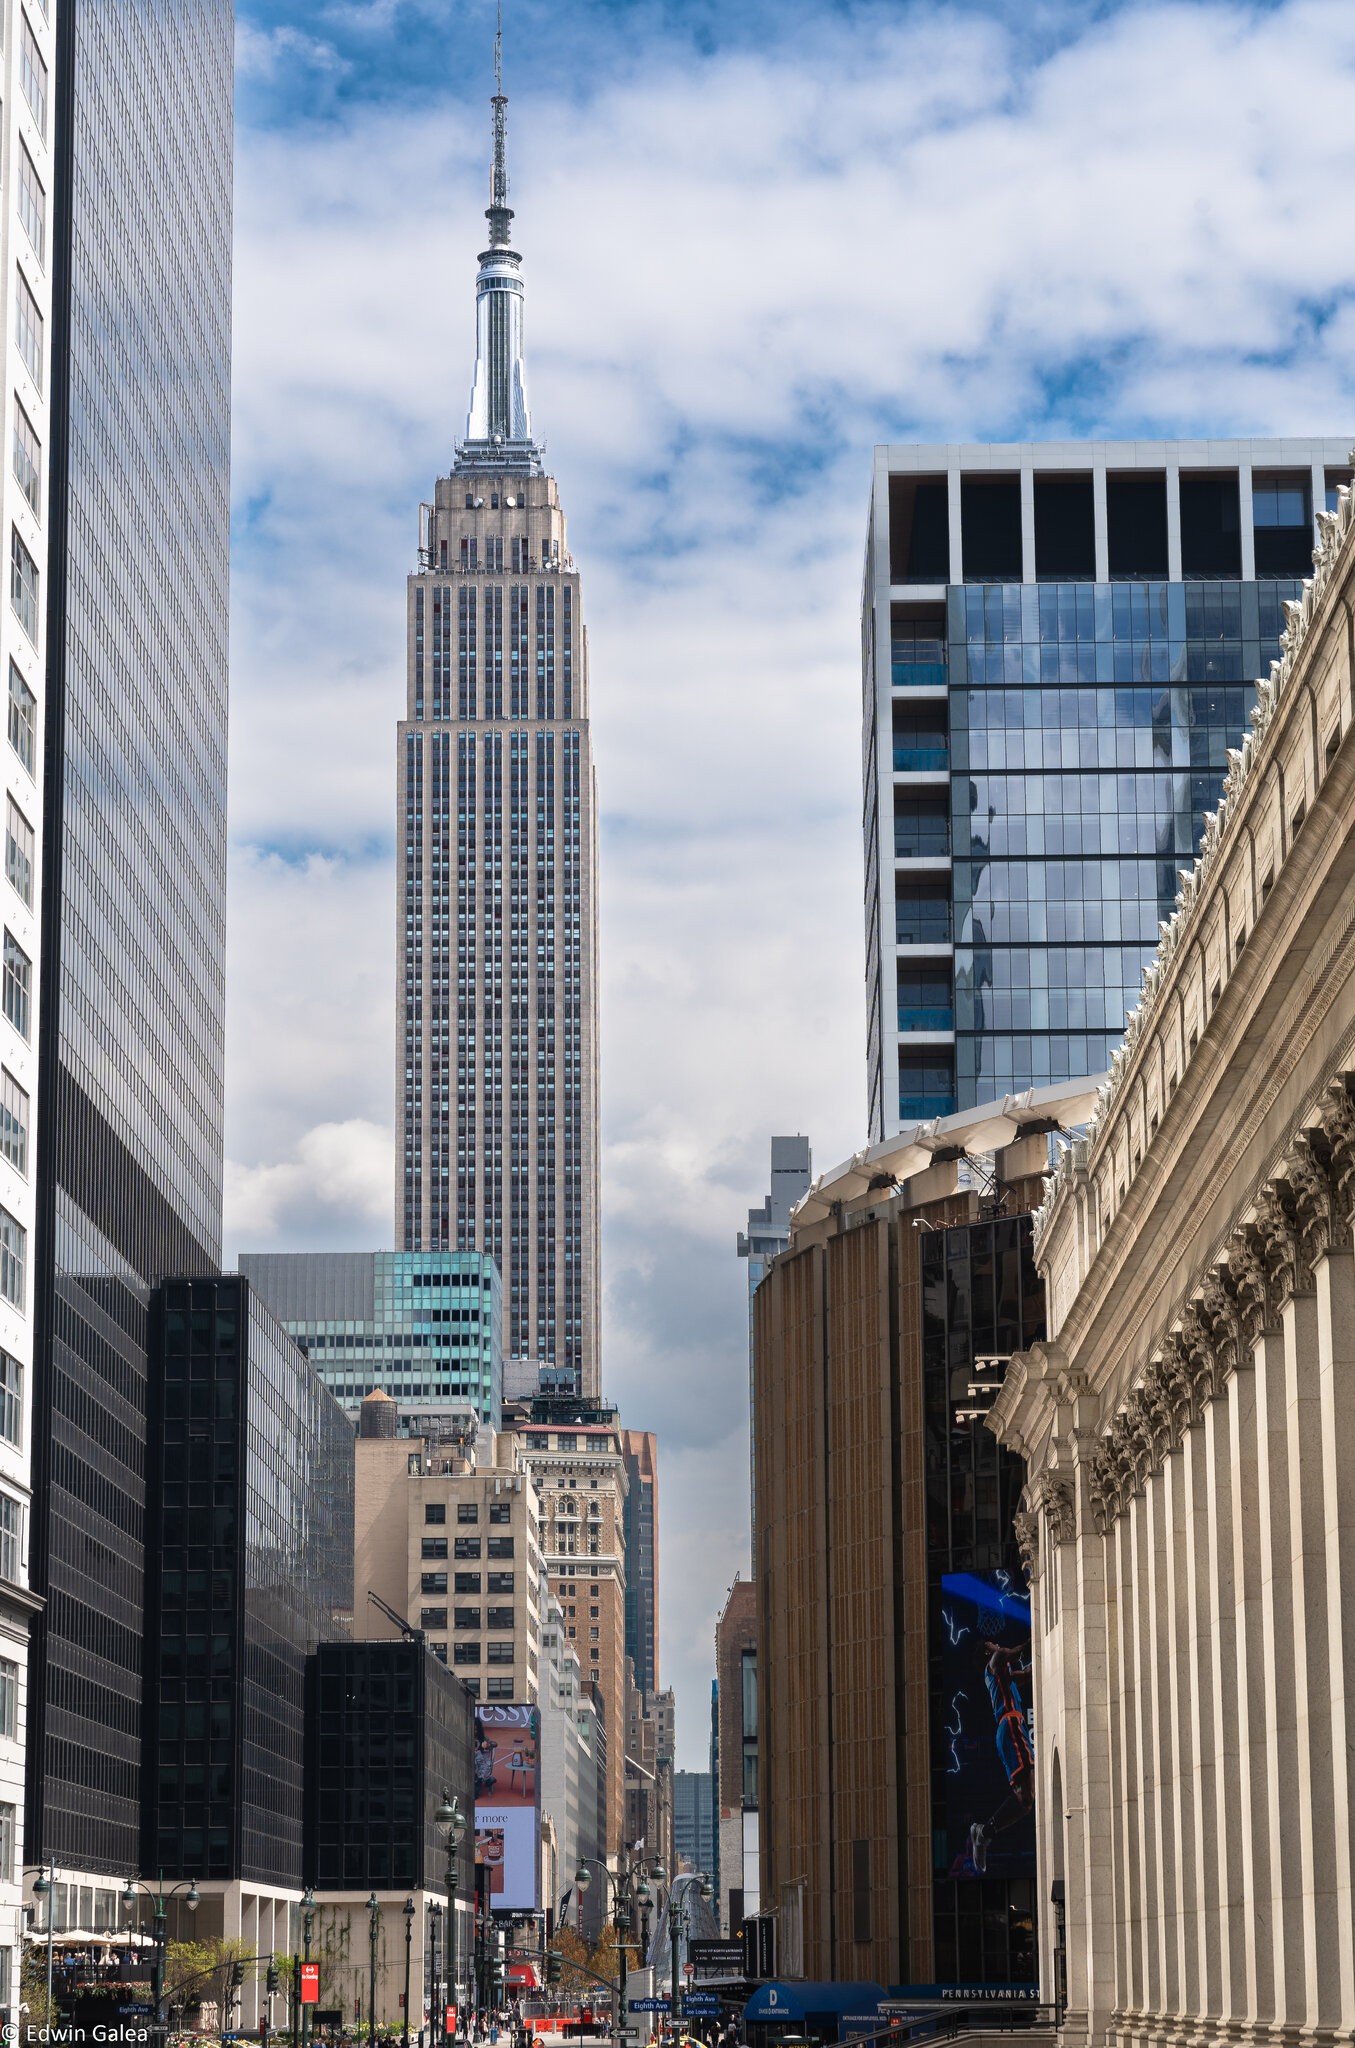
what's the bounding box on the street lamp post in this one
[31,1861,56,2024]
[403,1898,415,2048]
[368,1894,381,2046]
[435,1791,466,2042]
[646,1869,710,2040]
[573,1858,651,2039]
[298,1886,317,2048]
[121,1873,200,2039]
[428,1904,443,2048]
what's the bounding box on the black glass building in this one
[306,1641,476,1893]
[920,1216,1043,1985]
[864,440,1353,1137]
[143,1280,353,1888]
[30,5,233,1870]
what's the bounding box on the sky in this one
[229,0,1355,1769]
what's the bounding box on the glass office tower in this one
[29,5,233,1871]
[863,440,1352,1138]
[239,1249,504,1429]
[143,1280,353,1887]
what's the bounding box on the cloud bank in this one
[229,0,1355,1762]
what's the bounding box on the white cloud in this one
[227,0,1355,1760]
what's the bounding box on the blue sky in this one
[227,0,1355,1767]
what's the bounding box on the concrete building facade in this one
[990,472,1355,2048]
[752,1084,1097,1987]
[712,1582,758,1937]
[863,439,1353,1139]
[620,1429,659,1694]
[396,69,600,1400]
[736,1138,811,1541]
[510,1404,628,1860]
[353,1411,543,1704]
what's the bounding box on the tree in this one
[162,1937,255,2025]
[551,1925,612,2002]
[20,1949,55,2035]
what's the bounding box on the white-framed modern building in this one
[862,438,1353,1141]
[0,0,57,2013]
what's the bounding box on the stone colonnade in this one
[1023,1075,1355,2048]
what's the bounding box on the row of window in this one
[421,1568,514,1592]
[420,1606,516,1630]
[431,1662,516,1699]
[417,1532,515,1559]
[424,1498,512,1524]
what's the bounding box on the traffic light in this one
[230,1964,245,1991]
[545,1951,562,1987]
[266,1963,280,1996]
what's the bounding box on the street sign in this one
[681,1996,719,2015]
[689,1943,743,1975]
[683,1965,695,1979]
[628,1998,670,2013]
[300,1964,320,2006]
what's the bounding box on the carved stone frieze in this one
[1198,1267,1242,1388]
[1041,1477,1076,1546]
[1253,1179,1311,1303]
[1315,1075,1355,1229]
[1229,1224,1277,1345]
[1014,1505,1039,1579]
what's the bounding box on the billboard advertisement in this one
[934,1569,1035,1881]
[474,1702,540,1911]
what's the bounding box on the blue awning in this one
[744,1984,887,2026]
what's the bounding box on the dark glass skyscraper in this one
[30,4,233,1871]
[863,440,1352,1137]
[143,1280,353,1887]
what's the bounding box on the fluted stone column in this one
[1253,1318,1303,2025]
[1316,1234,1355,2028]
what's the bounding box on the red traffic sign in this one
[300,1964,320,2005]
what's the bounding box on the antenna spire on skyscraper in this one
[458,0,539,466]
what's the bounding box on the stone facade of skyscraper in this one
[397,72,600,1400]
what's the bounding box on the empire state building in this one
[397,68,600,1398]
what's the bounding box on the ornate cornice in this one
[1079,1076,1355,1534]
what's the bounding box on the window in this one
[0,1657,16,1737]
[453,1536,481,1559]
[0,1210,24,1309]
[6,800,33,907]
[17,146,45,263]
[452,1643,480,1666]
[0,1494,21,1581]
[589,1605,599,1619]
[433,1645,450,1667]
[0,1803,13,1883]
[0,1073,27,1177]
[421,1572,448,1594]
[12,401,39,516]
[0,1352,19,1448]
[456,1502,479,1523]
[487,1571,514,1594]
[486,1642,513,1665]
[425,1503,446,1525]
[488,1501,511,1523]
[487,1535,514,1558]
[419,1607,448,1630]
[454,1571,481,1594]
[487,1607,513,1630]
[10,531,38,644]
[487,1677,514,1700]
[3,934,30,1040]
[453,1608,481,1630]
[15,274,42,391]
[421,1536,448,1559]
[7,666,35,776]
[20,16,47,134]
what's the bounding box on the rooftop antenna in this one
[490,0,509,224]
